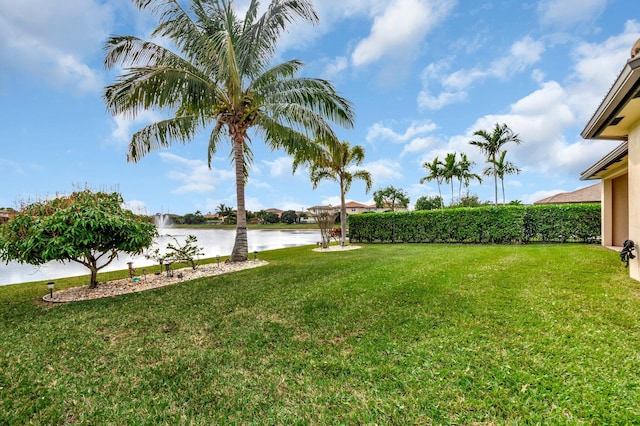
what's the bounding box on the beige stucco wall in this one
[602,179,612,246]
[612,174,629,246]
[599,162,628,247]
[629,125,640,280]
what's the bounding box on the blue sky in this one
[1,0,638,215]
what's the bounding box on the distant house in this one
[0,209,16,224]
[580,37,640,279]
[308,202,379,217]
[265,208,283,217]
[344,201,377,214]
[307,205,340,216]
[533,183,601,205]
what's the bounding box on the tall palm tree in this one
[457,153,482,200]
[293,140,372,246]
[469,123,521,205]
[441,152,459,206]
[103,0,355,261]
[420,157,444,208]
[484,150,521,205]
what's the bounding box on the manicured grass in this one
[1,244,639,424]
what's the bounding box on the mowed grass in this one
[1,244,639,424]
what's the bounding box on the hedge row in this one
[348,204,601,244]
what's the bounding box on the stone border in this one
[312,245,362,253]
[43,260,268,303]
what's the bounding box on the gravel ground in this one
[44,260,268,303]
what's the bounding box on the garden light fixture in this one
[46,281,54,299]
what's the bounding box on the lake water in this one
[0,228,321,286]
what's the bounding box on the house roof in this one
[581,51,640,141]
[580,141,628,180]
[343,201,374,209]
[533,183,601,205]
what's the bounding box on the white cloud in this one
[121,199,148,215]
[321,195,342,206]
[159,152,233,194]
[538,0,606,28]
[417,89,468,111]
[263,156,294,177]
[0,0,112,92]
[568,20,640,122]
[400,136,439,158]
[364,159,403,183]
[321,56,348,80]
[366,120,437,143]
[429,78,611,181]
[418,36,545,110]
[110,111,164,146]
[244,197,266,212]
[351,0,455,67]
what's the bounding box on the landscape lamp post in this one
[46,281,54,299]
[216,255,220,267]
[254,250,258,260]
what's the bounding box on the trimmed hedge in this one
[348,204,601,244]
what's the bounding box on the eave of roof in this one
[580,141,628,180]
[581,55,640,141]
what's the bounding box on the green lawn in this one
[1,244,639,424]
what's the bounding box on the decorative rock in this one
[43,260,268,303]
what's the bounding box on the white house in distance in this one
[307,201,408,218]
[581,38,640,280]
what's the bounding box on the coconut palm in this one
[457,153,482,200]
[293,140,372,246]
[103,0,355,261]
[441,152,459,206]
[484,150,521,205]
[469,123,521,205]
[420,157,444,208]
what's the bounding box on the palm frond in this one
[104,65,215,118]
[352,169,373,193]
[240,0,318,74]
[128,115,207,162]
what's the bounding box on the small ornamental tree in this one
[165,234,204,270]
[280,210,298,224]
[373,186,410,211]
[314,210,338,248]
[0,190,157,288]
[415,195,444,211]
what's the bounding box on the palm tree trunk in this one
[451,181,454,206]
[437,181,443,209]
[501,177,506,205]
[493,164,498,206]
[340,178,347,246]
[231,136,248,262]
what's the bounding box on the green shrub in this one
[348,204,600,244]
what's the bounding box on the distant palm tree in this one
[294,140,372,246]
[103,0,354,261]
[420,157,444,208]
[469,123,521,205]
[215,203,227,223]
[441,152,459,206]
[457,153,482,200]
[484,150,521,205]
